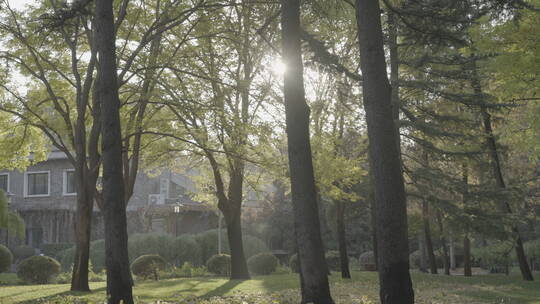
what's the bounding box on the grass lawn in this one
[1,271,540,303]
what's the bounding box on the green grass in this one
[1,271,540,303]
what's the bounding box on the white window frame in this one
[0,173,9,193]
[24,171,51,198]
[63,169,77,196]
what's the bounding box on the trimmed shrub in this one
[359,251,376,271]
[0,245,13,272]
[289,254,299,273]
[409,249,445,269]
[325,251,341,272]
[206,254,231,276]
[472,243,513,274]
[59,240,106,272]
[17,256,61,284]
[248,252,278,275]
[12,245,35,262]
[174,234,202,266]
[131,254,168,280]
[195,230,269,265]
[40,243,73,261]
[524,240,540,271]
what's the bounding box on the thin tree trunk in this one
[436,212,450,275]
[423,200,438,274]
[418,233,427,273]
[470,57,534,281]
[355,1,414,303]
[464,235,472,277]
[70,179,93,291]
[462,163,472,277]
[95,0,134,303]
[281,1,334,303]
[450,237,456,270]
[368,165,378,271]
[336,201,351,279]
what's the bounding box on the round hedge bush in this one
[247,252,278,275]
[59,240,106,272]
[195,230,269,265]
[0,245,13,272]
[206,254,231,276]
[325,251,341,272]
[17,255,61,284]
[289,253,299,273]
[359,251,376,271]
[12,245,35,262]
[131,254,168,280]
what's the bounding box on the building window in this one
[25,171,50,197]
[63,170,77,195]
[0,174,8,193]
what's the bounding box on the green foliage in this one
[288,254,299,273]
[59,240,105,272]
[0,245,12,273]
[325,250,341,272]
[159,262,209,279]
[174,235,202,266]
[247,252,278,275]
[471,242,514,273]
[0,191,25,239]
[11,245,35,262]
[131,254,168,281]
[40,243,73,261]
[206,254,231,276]
[195,229,268,265]
[17,256,61,284]
[359,251,376,271]
[128,234,177,264]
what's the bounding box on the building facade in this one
[0,151,218,249]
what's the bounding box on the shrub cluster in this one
[247,252,278,275]
[17,256,61,284]
[131,254,168,280]
[325,251,341,272]
[206,254,231,276]
[12,245,35,262]
[40,243,73,261]
[359,251,376,271]
[288,254,299,273]
[0,245,12,273]
[60,239,105,272]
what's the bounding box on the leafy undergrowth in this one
[1,271,540,303]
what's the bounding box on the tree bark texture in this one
[95,0,134,303]
[336,201,351,279]
[355,1,414,303]
[422,200,438,274]
[436,212,451,275]
[281,1,334,303]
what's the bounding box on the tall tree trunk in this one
[436,212,450,275]
[281,1,334,303]
[368,164,378,271]
[223,208,250,279]
[462,163,472,277]
[70,176,93,291]
[418,233,427,273]
[470,58,534,281]
[449,237,456,270]
[464,235,472,277]
[95,0,134,303]
[355,1,414,303]
[422,200,438,274]
[336,201,351,279]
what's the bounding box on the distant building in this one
[0,150,218,249]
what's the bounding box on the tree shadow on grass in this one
[201,280,243,298]
[16,286,107,304]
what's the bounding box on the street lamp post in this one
[5,192,13,247]
[173,204,181,237]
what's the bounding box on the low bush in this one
[195,230,269,265]
[471,242,513,274]
[59,240,105,272]
[248,252,278,275]
[17,256,61,284]
[40,243,73,261]
[206,254,231,276]
[326,251,341,272]
[12,245,35,262]
[159,262,209,279]
[131,254,168,280]
[128,233,202,267]
[359,251,376,271]
[289,254,299,273]
[0,245,12,272]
